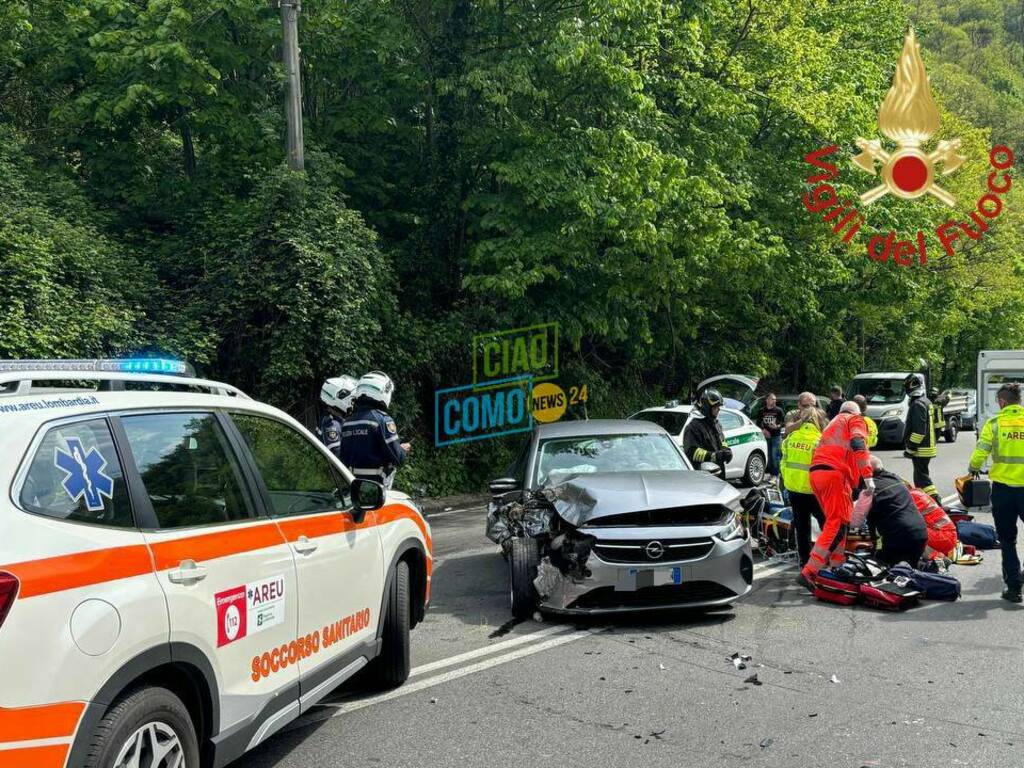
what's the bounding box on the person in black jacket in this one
[902,374,938,502]
[826,385,843,421]
[683,388,733,475]
[862,456,928,566]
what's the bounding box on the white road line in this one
[287,628,598,729]
[410,624,574,677]
[942,493,958,505]
[426,507,479,519]
[754,560,797,578]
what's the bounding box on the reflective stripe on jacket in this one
[970,404,1024,487]
[781,422,821,495]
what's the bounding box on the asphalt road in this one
[247,435,1024,768]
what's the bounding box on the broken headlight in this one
[717,512,746,542]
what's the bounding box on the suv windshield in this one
[629,410,688,435]
[847,378,905,404]
[535,433,686,486]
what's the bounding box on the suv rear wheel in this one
[83,686,199,768]
[509,537,540,619]
[372,559,411,688]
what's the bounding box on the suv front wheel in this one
[372,559,411,688]
[83,686,199,768]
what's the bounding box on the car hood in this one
[541,470,740,527]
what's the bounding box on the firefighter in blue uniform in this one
[318,375,357,458]
[340,371,411,489]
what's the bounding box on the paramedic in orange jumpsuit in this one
[798,401,875,590]
[910,487,958,560]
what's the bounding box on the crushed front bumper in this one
[538,535,753,615]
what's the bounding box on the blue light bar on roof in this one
[0,358,196,377]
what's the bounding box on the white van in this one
[977,350,1024,427]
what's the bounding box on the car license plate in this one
[615,567,683,591]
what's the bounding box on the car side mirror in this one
[699,461,722,476]
[489,477,519,496]
[351,478,385,523]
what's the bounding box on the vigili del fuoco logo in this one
[802,29,1014,267]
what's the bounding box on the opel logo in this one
[645,541,665,560]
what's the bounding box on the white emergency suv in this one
[0,360,431,768]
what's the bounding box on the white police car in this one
[0,360,431,768]
[630,404,768,486]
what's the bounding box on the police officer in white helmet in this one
[340,371,411,490]
[319,375,358,458]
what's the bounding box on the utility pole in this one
[281,0,305,170]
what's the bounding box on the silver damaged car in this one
[486,420,754,616]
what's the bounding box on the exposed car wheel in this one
[373,559,411,688]
[83,686,198,768]
[944,419,958,443]
[509,537,540,619]
[742,451,766,487]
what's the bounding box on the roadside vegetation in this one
[1,0,1022,493]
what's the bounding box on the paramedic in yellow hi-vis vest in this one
[782,407,827,567]
[903,374,939,502]
[969,382,1024,603]
[853,395,878,448]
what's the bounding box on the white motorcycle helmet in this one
[353,371,395,409]
[321,375,358,414]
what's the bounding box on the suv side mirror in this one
[351,478,385,523]
[489,477,519,496]
[699,461,722,476]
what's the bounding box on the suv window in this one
[121,412,252,529]
[19,418,133,528]
[231,413,349,517]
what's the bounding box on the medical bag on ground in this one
[860,579,921,611]
[813,570,861,606]
[888,563,961,601]
[834,553,887,584]
[955,474,992,507]
[956,521,999,549]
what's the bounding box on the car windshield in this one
[535,433,686,486]
[629,411,688,435]
[847,378,904,404]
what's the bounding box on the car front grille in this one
[592,537,715,564]
[567,581,736,610]
[584,505,731,527]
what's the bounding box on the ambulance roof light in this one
[0,358,195,377]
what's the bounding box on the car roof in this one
[637,405,693,414]
[852,372,911,379]
[534,418,668,438]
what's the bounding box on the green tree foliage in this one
[2,0,1023,493]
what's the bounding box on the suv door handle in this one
[167,559,207,584]
[293,536,318,556]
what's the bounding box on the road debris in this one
[829,674,841,684]
[744,674,762,686]
[759,737,774,749]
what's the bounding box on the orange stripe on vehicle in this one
[149,523,287,571]
[0,702,84,744]
[1,546,153,599]
[2,504,431,600]
[0,744,70,768]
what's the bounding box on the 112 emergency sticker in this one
[216,574,287,647]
